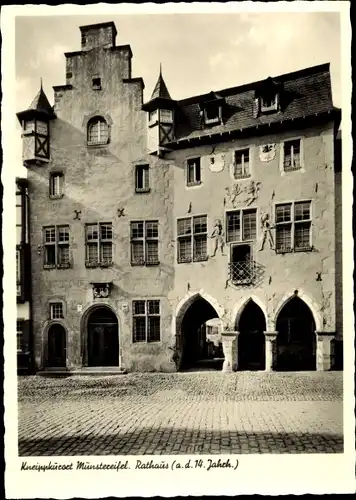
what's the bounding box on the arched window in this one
[87,117,109,145]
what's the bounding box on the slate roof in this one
[28,86,54,116]
[17,85,55,122]
[151,72,172,101]
[171,63,338,143]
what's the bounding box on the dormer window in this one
[199,91,225,127]
[260,94,279,113]
[204,105,221,125]
[255,77,282,116]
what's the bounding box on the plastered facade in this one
[22,23,341,372]
[168,123,337,339]
[27,25,175,372]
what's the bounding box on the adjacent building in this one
[16,21,342,374]
[16,177,32,372]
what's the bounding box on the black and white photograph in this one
[2,2,354,498]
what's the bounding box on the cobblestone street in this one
[18,371,343,456]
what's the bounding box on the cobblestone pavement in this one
[18,371,343,456]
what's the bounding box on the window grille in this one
[50,302,64,320]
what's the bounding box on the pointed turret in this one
[142,65,175,112]
[142,66,176,156]
[150,66,172,101]
[17,81,56,124]
[16,81,56,166]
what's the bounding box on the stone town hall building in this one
[17,21,342,374]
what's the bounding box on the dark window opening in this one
[92,78,102,90]
[204,105,221,124]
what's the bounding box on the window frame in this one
[177,214,208,264]
[132,299,161,343]
[203,105,222,125]
[43,225,71,269]
[135,164,150,193]
[49,171,64,199]
[85,222,113,268]
[16,249,21,297]
[50,302,64,320]
[280,137,304,174]
[225,208,258,244]
[16,191,22,245]
[186,157,202,187]
[17,319,24,353]
[87,116,110,146]
[260,93,279,114]
[274,200,312,254]
[159,109,173,124]
[233,148,251,180]
[130,220,159,266]
[92,77,102,90]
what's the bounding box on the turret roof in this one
[16,82,55,122]
[150,68,172,101]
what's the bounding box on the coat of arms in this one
[259,144,276,162]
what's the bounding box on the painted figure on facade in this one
[225,180,261,208]
[210,219,226,257]
[244,180,261,206]
[259,212,274,251]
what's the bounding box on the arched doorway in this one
[276,297,316,371]
[87,307,119,366]
[237,300,266,370]
[48,323,66,368]
[178,296,223,371]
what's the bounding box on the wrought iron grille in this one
[229,261,256,285]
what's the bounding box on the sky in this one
[14,11,342,174]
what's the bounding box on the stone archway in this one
[176,293,223,371]
[237,299,266,371]
[47,323,67,368]
[82,305,119,367]
[276,296,316,371]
